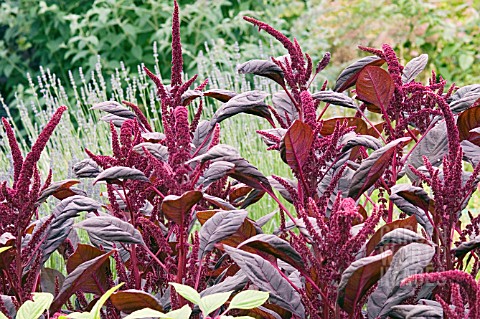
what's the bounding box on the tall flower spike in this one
[402,270,478,318]
[122,100,153,132]
[171,0,183,87]
[315,52,331,74]
[300,90,316,129]
[243,16,304,72]
[1,118,23,184]
[358,45,386,59]
[143,66,169,102]
[15,106,67,196]
[381,44,403,87]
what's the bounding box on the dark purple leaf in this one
[238,188,265,209]
[40,267,65,295]
[141,132,166,142]
[255,211,278,228]
[91,101,136,119]
[50,250,114,313]
[389,302,443,318]
[36,180,85,205]
[211,91,273,126]
[41,195,101,263]
[224,246,305,318]
[337,250,393,315]
[188,144,240,164]
[181,90,203,106]
[334,56,385,92]
[75,215,144,245]
[365,216,418,256]
[280,120,314,173]
[65,244,111,295]
[198,161,235,189]
[132,143,169,162]
[199,210,248,258]
[320,117,368,135]
[401,54,428,84]
[461,140,480,166]
[272,91,298,124]
[375,228,429,249]
[100,114,127,127]
[367,243,435,319]
[341,134,383,152]
[238,234,304,270]
[110,290,164,313]
[237,59,285,86]
[311,91,357,109]
[356,66,394,110]
[348,137,410,200]
[453,235,480,258]
[197,210,259,247]
[203,194,237,210]
[73,159,101,178]
[93,166,149,185]
[161,190,203,225]
[192,120,216,156]
[226,157,272,192]
[0,295,16,318]
[457,105,480,141]
[449,84,480,113]
[204,89,237,102]
[406,121,448,181]
[200,270,248,297]
[390,184,433,236]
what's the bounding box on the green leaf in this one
[198,291,233,315]
[64,313,91,319]
[0,313,8,319]
[166,305,192,319]
[228,290,269,311]
[0,246,11,254]
[90,283,124,319]
[123,308,171,319]
[169,283,201,305]
[65,283,124,319]
[17,292,54,319]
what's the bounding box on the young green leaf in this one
[198,291,233,315]
[120,308,171,319]
[165,305,192,319]
[169,283,201,305]
[16,293,54,319]
[227,290,269,310]
[0,246,11,255]
[90,283,124,319]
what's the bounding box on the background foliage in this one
[1,0,478,111]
